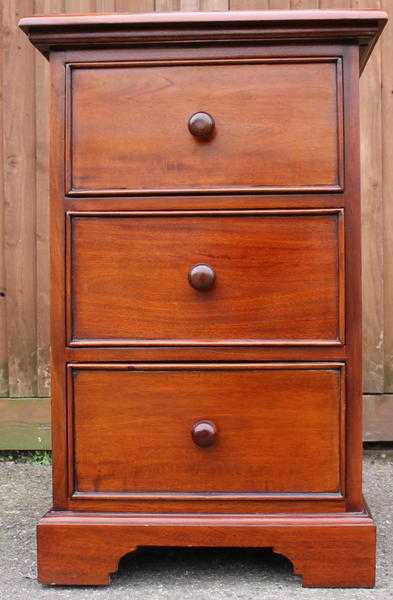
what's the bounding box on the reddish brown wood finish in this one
[188,112,215,139]
[69,60,340,195]
[69,210,344,346]
[188,263,216,291]
[37,511,376,588]
[70,363,344,496]
[191,419,218,447]
[19,10,387,589]
[19,10,387,73]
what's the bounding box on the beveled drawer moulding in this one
[66,57,344,196]
[69,362,345,500]
[67,209,345,347]
[20,9,387,589]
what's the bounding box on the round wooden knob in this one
[191,420,218,448]
[188,112,215,138]
[188,264,216,291]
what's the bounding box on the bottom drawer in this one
[69,363,345,499]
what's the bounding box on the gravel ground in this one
[0,450,392,600]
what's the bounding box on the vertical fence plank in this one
[64,0,97,12]
[230,1,269,8]
[290,0,318,8]
[155,0,181,11]
[3,0,37,398]
[268,0,290,8]
[382,0,393,391]
[34,0,63,398]
[34,1,50,398]
[351,0,384,394]
[200,0,229,9]
[95,0,116,9]
[115,1,154,11]
[0,3,9,397]
[180,0,200,9]
[319,0,350,6]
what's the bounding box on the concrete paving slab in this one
[0,450,392,600]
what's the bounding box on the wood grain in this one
[155,0,182,11]
[19,10,382,588]
[231,1,269,8]
[115,0,154,11]
[364,393,393,440]
[290,0,318,9]
[64,0,97,12]
[352,0,384,396]
[0,2,388,436]
[37,511,376,587]
[70,363,344,495]
[34,0,63,398]
[70,59,340,195]
[3,393,388,448]
[95,0,116,10]
[19,10,386,73]
[3,0,37,397]
[200,0,229,9]
[69,211,343,346]
[180,0,200,9]
[0,2,8,397]
[4,4,390,447]
[269,0,290,9]
[382,0,393,392]
[0,397,50,450]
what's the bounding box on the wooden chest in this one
[20,10,387,588]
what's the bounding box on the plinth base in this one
[37,505,376,588]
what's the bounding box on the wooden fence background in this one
[0,0,392,448]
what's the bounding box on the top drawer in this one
[67,58,343,196]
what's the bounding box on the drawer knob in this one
[191,420,218,448]
[188,264,216,291]
[188,112,215,139]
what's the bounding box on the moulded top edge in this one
[19,9,387,73]
[18,9,388,29]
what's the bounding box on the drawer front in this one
[69,363,344,498]
[68,59,342,195]
[68,210,344,347]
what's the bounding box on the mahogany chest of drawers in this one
[20,9,387,588]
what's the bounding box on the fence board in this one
[0,4,9,398]
[353,1,384,395]
[155,0,181,10]
[290,0,318,8]
[2,0,37,398]
[364,395,393,441]
[268,0,290,8]
[180,0,200,9]
[0,398,50,450]
[34,0,63,398]
[319,0,350,7]
[95,0,116,9]
[115,1,154,11]
[200,0,229,10]
[231,1,269,8]
[0,1,392,445]
[382,0,393,392]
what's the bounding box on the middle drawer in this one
[67,209,344,347]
